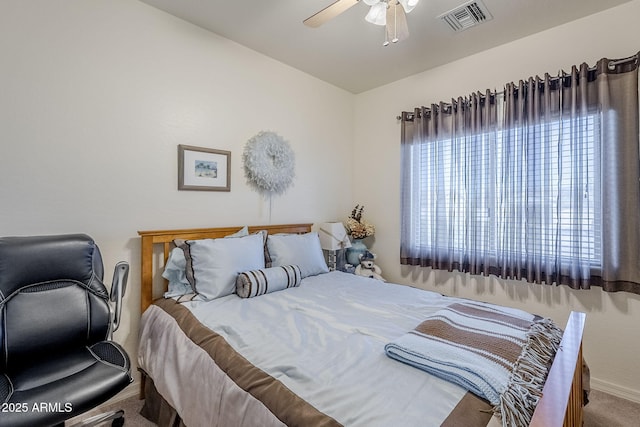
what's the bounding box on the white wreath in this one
[243,131,295,195]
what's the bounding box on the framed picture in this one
[178,145,231,191]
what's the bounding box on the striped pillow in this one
[236,265,302,298]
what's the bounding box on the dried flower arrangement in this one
[345,204,375,239]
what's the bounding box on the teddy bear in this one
[355,251,385,281]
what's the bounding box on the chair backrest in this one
[0,234,110,372]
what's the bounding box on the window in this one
[401,98,601,283]
[401,56,640,294]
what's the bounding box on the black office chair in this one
[0,234,132,427]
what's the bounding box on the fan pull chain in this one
[383,1,390,46]
[383,1,401,46]
[392,1,399,43]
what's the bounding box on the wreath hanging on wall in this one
[242,131,295,195]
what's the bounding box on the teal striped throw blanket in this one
[384,301,563,427]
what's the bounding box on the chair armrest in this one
[110,261,129,334]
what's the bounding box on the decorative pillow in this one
[179,232,266,300]
[162,247,193,298]
[236,265,302,298]
[266,232,329,278]
[225,225,249,238]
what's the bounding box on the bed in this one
[137,224,586,427]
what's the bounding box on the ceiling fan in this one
[304,0,420,46]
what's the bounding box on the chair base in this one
[66,409,125,427]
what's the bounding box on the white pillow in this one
[183,232,265,300]
[162,226,251,299]
[162,247,193,298]
[267,232,329,278]
[225,225,249,238]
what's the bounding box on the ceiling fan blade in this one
[303,0,360,28]
[386,2,409,42]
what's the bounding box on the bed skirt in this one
[140,371,187,427]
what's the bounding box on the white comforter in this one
[178,271,472,426]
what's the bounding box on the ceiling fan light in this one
[365,2,387,25]
[363,0,380,6]
[398,0,419,13]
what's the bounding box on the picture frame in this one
[178,144,231,191]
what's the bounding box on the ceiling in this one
[139,0,632,94]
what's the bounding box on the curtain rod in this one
[396,53,639,121]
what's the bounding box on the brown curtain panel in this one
[400,53,640,294]
[595,56,640,293]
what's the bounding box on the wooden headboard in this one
[137,223,313,313]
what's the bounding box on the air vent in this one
[438,0,493,32]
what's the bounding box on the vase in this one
[346,239,368,266]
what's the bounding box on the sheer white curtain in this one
[400,91,499,275]
[400,53,640,294]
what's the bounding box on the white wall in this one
[0,0,354,395]
[354,0,640,401]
